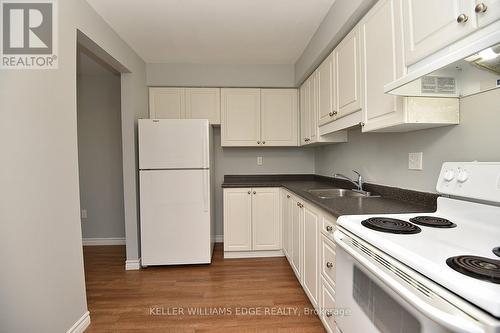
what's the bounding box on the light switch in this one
[409,152,423,170]
[257,156,263,166]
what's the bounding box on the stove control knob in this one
[457,170,469,183]
[443,170,455,182]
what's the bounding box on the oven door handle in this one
[334,231,486,333]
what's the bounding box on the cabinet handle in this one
[456,13,468,23]
[328,111,338,117]
[326,225,333,232]
[297,202,300,206]
[253,191,256,194]
[475,3,487,13]
[326,262,334,269]
[257,141,261,144]
[262,141,266,144]
[248,191,251,194]
[287,195,291,199]
[326,311,333,318]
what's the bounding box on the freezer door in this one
[139,119,209,169]
[140,169,212,265]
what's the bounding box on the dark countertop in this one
[222,174,437,218]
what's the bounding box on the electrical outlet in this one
[257,156,263,166]
[408,152,423,170]
[81,209,88,219]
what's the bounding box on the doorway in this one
[76,44,125,255]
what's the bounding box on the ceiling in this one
[85,0,335,64]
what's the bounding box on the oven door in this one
[334,229,488,333]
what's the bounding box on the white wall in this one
[0,0,147,331]
[314,89,500,193]
[213,128,315,237]
[77,52,125,240]
[147,63,295,87]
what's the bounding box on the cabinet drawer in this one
[321,214,336,237]
[321,235,336,289]
[320,276,337,333]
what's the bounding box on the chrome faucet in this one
[333,170,364,191]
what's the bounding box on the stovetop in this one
[337,196,500,318]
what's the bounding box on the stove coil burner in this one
[493,247,500,258]
[446,256,500,284]
[361,218,421,234]
[409,216,457,228]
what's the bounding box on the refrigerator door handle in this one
[202,171,209,212]
[202,127,208,169]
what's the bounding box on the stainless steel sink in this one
[306,188,379,199]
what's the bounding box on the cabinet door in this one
[223,188,252,251]
[299,81,310,145]
[309,73,318,142]
[185,88,220,124]
[402,0,477,65]
[282,191,294,260]
[302,204,319,307]
[476,0,500,27]
[149,87,185,119]
[336,27,362,118]
[221,89,261,146]
[317,53,336,126]
[252,188,281,250]
[291,198,303,279]
[361,0,407,132]
[261,89,298,146]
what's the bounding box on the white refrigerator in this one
[138,119,214,266]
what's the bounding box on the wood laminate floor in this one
[83,244,325,332]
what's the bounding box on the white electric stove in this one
[333,162,500,333]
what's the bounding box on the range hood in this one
[385,36,500,98]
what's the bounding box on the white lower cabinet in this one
[302,203,320,308]
[281,190,293,260]
[223,188,253,252]
[226,187,338,332]
[320,276,337,333]
[252,188,281,250]
[223,187,281,257]
[290,195,303,279]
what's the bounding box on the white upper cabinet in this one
[317,53,336,126]
[336,26,362,118]
[252,188,281,251]
[476,0,500,27]
[361,0,406,131]
[261,89,298,146]
[149,87,221,124]
[221,88,261,146]
[402,0,477,65]
[221,88,298,147]
[149,87,185,119]
[299,72,348,146]
[185,88,220,124]
[299,80,311,145]
[361,0,460,132]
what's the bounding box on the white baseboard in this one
[224,250,284,259]
[82,237,125,246]
[66,311,90,333]
[214,234,224,243]
[125,258,141,270]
